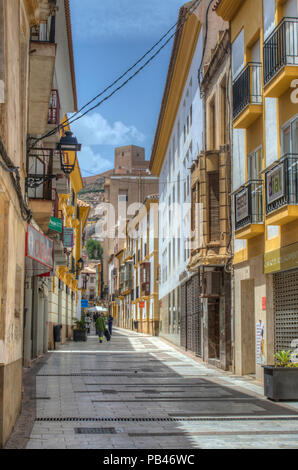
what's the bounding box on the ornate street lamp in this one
[56,131,81,174]
[77,257,84,272]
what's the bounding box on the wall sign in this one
[266,162,284,205]
[26,225,54,269]
[264,241,298,274]
[49,217,63,233]
[235,187,249,223]
[63,227,74,248]
[256,321,265,365]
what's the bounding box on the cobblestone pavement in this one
[6,328,298,449]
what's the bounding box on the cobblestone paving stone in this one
[5,327,298,449]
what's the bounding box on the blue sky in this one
[70,0,184,177]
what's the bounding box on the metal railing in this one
[265,154,298,214]
[234,180,263,230]
[48,90,60,125]
[233,63,262,120]
[264,18,298,86]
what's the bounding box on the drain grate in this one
[75,427,116,434]
[32,397,51,400]
[35,416,298,422]
[37,373,178,378]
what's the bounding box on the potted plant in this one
[263,350,298,401]
[73,315,87,342]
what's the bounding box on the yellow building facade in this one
[216,0,298,380]
[115,196,160,335]
[48,118,90,347]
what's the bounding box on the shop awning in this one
[87,306,108,313]
[25,224,54,276]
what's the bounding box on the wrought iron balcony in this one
[233,63,262,125]
[48,90,60,125]
[234,180,263,231]
[263,18,298,95]
[265,154,298,215]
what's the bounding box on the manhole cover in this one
[74,428,116,434]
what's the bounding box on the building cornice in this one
[214,0,243,21]
[23,0,40,26]
[64,0,78,112]
[150,7,201,176]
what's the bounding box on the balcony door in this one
[232,30,244,80]
[263,0,275,40]
[282,116,298,154]
[251,40,262,105]
[248,147,263,181]
[282,117,298,204]
[248,148,263,224]
[284,0,298,65]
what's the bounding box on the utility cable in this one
[0,134,32,222]
[29,0,203,150]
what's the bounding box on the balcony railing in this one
[48,90,60,125]
[264,18,298,86]
[233,63,262,120]
[30,20,56,43]
[265,154,298,214]
[234,180,263,231]
[27,150,54,200]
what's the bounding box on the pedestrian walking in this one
[96,313,107,344]
[108,314,114,336]
[85,314,91,334]
[93,312,99,333]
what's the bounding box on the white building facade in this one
[157,26,204,346]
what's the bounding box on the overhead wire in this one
[29,0,203,151]
[0,1,202,222]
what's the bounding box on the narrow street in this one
[6,329,298,450]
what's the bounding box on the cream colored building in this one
[0,0,41,448]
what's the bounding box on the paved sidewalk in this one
[6,328,298,449]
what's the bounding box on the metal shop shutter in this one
[273,269,298,352]
[192,273,202,357]
[180,283,187,349]
[186,280,193,351]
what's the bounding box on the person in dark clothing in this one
[108,315,114,336]
[93,312,99,333]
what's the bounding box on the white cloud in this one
[71,0,183,41]
[71,112,145,147]
[77,146,113,176]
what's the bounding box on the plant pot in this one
[73,329,87,342]
[263,365,298,401]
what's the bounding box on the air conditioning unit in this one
[203,271,221,296]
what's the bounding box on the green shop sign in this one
[48,217,63,233]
